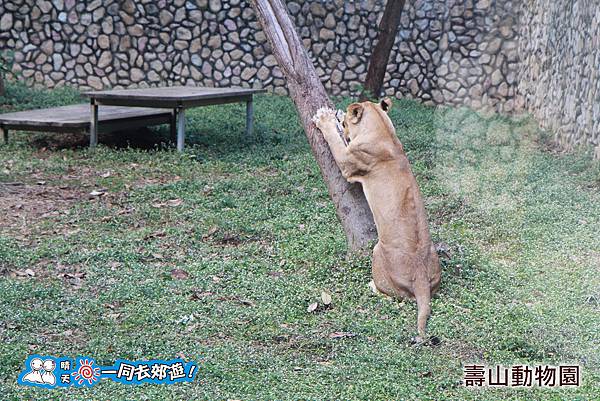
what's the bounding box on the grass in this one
[0,82,599,400]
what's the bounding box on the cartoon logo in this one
[18,355,198,389]
[72,358,101,386]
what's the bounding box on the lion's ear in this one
[348,103,364,124]
[380,97,392,113]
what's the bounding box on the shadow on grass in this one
[28,127,171,151]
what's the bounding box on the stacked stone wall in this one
[518,0,600,154]
[0,0,521,112]
[0,0,598,152]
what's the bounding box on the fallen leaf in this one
[146,229,166,239]
[307,302,318,313]
[176,313,195,324]
[329,331,357,339]
[190,290,214,301]
[100,171,111,178]
[14,269,36,277]
[167,199,183,207]
[455,263,462,275]
[64,272,86,279]
[237,298,255,307]
[152,253,164,260]
[36,181,46,185]
[321,291,332,306]
[212,275,221,283]
[89,189,106,197]
[66,229,81,237]
[435,242,452,259]
[170,269,190,280]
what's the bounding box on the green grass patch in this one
[0,83,598,399]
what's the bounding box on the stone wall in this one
[518,0,600,154]
[1,0,597,152]
[0,0,521,112]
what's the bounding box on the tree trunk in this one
[250,0,376,251]
[360,0,406,101]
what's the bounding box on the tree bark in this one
[360,0,406,101]
[250,0,376,251]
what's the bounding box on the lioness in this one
[312,98,441,340]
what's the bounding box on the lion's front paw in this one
[312,107,338,132]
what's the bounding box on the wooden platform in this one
[85,86,266,108]
[85,86,267,151]
[0,86,266,150]
[0,104,172,143]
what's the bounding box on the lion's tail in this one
[413,268,432,340]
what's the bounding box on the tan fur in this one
[313,99,441,339]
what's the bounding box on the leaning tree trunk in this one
[359,0,406,101]
[250,0,376,251]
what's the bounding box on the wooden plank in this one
[0,104,172,129]
[94,94,255,109]
[84,86,267,105]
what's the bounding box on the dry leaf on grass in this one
[190,290,214,301]
[329,332,357,339]
[89,189,106,198]
[321,291,332,305]
[63,272,86,279]
[202,226,219,239]
[14,269,36,277]
[152,199,183,208]
[145,229,166,239]
[307,302,318,313]
[170,269,190,280]
[167,199,183,207]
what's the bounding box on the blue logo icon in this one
[18,355,198,388]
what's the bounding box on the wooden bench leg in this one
[90,100,98,148]
[170,108,178,144]
[245,97,254,137]
[176,107,185,152]
[0,127,7,144]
